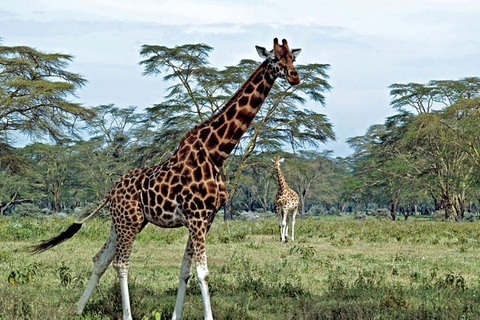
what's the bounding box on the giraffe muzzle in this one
[287,75,300,85]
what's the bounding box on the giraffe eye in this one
[271,57,279,63]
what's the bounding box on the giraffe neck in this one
[178,59,276,167]
[275,166,289,193]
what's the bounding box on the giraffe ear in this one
[256,45,273,60]
[279,158,285,163]
[271,159,275,163]
[291,48,302,59]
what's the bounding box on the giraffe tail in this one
[30,196,109,253]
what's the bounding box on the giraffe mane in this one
[178,59,270,148]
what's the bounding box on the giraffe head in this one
[272,156,285,168]
[256,38,301,85]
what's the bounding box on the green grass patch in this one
[1,217,479,319]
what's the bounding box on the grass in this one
[1,215,479,319]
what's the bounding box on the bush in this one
[11,204,44,219]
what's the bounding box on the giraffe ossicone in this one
[31,38,301,320]
[273,156,299,242]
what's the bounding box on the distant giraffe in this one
[31,38,301,320]
[272,156,299,242]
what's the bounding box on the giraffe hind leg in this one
[77,227,117,315]
[174,224,213,320]
[285,212,290,242]
[291,208,297,241]
[112,219,146,320]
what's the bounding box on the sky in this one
[1,0,480,157]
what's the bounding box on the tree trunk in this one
[224,201,233,221]
[0,193,18,216]
[453,194,466,220]
[389,200,396,221]
[299,192,306,216]
[53,192,61,213]
[442,193,466,221]
[431,193,443,211]
[444,200,455,220]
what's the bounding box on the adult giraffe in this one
[272,156,299,242]
[32,38,301,320]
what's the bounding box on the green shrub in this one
[12,204,44,219]
[8,263,38,285]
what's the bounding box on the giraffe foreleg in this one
[185,223,213,320]
[281,210,288,242]
[193,229,213,320]
[172,237,194,320]
[77,227,117,315]
[276,204,286,242]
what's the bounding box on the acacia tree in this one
[75,104,150,201]
[137,43,231,165]
[400,112,477,220]
[139,42,334,219]
[345,125,384,214]
[0,44,95,143]
[429,97,480,218]
[456,100,480,208]
[18,143,73,212]
[233,161,275,213]
[389,77,480,115]
[379,79,480,219]
[349,107,478,221]
[0,142,34,215]
[287,150,336,215]
[390,77,480,219]
[0,43,95,211]
[440,97,480,167]
[389,82,438,114]
[347,125,404,219]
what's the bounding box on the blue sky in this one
[2,0,480,157]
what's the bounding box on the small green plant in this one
[215,229,248,244]
[289,244,316,260]
[141,311,161,320]
[141,305,173,320]
[58,262,73,286]
[354,268,384,289]
[8,263,38,285]
[0,250,8,262]
[435,271,466,291]
[79,312,110,320]
[245,241,260,249]
[379,286,407,310]
[326,272,347,295]
[280,280,305,299]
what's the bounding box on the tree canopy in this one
[0,45,95,144]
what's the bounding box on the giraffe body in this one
[273,156,299,242]
[32,38,301,320]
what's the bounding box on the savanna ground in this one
[1,214,480,320]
